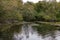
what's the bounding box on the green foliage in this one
[0,0,23,23]
[22,2,37,21]
[1,0,60,23]
[34,1,60,21]
[3,11,23,23]
[0,1,59,22]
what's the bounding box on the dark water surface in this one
[0,23,60,40]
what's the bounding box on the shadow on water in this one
[32,24,57,35]
[0,24,22,40]
[32,24,57,40]
[0,23,60,40]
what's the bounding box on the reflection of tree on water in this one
[13,23,60,40]
[0,32,3,40]
[13,24,30,40]
[50,31,57,40]
[23,23,29,38]
[13,33,23,40]
[32,23,58,40]
[41,31,57,40]
[13,23,37,40]
[0,24,22,40]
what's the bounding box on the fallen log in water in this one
[34,21,60,27]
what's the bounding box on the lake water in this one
[0,23,60,40]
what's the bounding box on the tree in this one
[22,2,37,21]
[0,0,23,23]
[34,1,57,21]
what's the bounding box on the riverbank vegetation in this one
[1,0,60,23]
